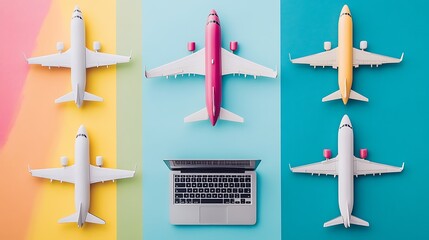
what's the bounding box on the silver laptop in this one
[164,159,261,225]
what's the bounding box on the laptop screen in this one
[163,159,261,171]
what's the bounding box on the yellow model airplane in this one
[290,5,404,104]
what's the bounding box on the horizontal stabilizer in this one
[184,107,209,123]
[84,92,103,102]
[349,90,368,102]
[219,107,244,123]
[58,212,79,223]
[322,90,342,102]
[86,212,105,224]
[350,215,369,227]
[323,216,343,227]
[55,91,75,103]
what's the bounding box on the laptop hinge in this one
[180,168,246,173]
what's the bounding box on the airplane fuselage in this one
[205,11,222,126]
[337,116,355,227]
[74,126,91,227]
[71,8,87,108]
[337,5,353,105]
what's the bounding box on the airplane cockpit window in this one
[341,12,351,17]
[207,20,220,26]
[339,124,352,129]
[72,16,83,20]
[76,134,87,138]
[208,13,218,17]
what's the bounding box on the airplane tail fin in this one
[55,91,75,104]
[323,215,369,228]
[349,90,368,102]
[85,212,105,224]
[58,203,105,227]
[322,90,342,102]
[350,215,369,227]
[184,107,244,123]
[184,107,209,123]
[323,216,344,227]
[219,107,244,122]
[83,92,103,102]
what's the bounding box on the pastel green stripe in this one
[117,0,143,239]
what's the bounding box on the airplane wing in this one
[289,157,338,176]
[221,48,277,78]
[27,50,71,68]
[29,166,75,183]
[89,165,135,184]
[145,48,206,78]
[289,48,338,68]
[354,157,404,176]
[353,48,403,67]
[86,48,131,68]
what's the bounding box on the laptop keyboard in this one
[173,174,252,205]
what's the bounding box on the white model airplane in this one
[27,6,130,108]
[290,115,404,228]
[290,5,403,104]
[29,125,135,227]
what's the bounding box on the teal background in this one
[142,0,280,239]
[282,0,429,239]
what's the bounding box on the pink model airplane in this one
[145,10,277,126]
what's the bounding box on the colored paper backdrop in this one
[282,0,429,239]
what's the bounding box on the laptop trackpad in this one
[199,206,227,224]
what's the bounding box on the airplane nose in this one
[341,114,351,126]
[78,124,87,135]
[341,5,350,14]
[210,9,217,15]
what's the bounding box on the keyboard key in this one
[190,194,195,198]
[223,194,228,198]
[187,199,192,204]
[246,201,251,204]
[244,188,251,193]
[192,183,196,188]
[246,183,251,188]
[175,178,179,182]
[175,188,186,193]
[175,183,185,188]
[187,188,192,193]
[240,178,244,182]
[218,194,222,198]
[180,199,185,204]
[184,194,189,198]
[175,199,180,204]
[238,188,244,193]
[240,194,251,198]
[197,183,202,187]
[203,183,208,188]
[193,199,200,204]
[210,189,215,193]
[207,194,211,198]
[234,178,239,182]
[201,194,206,198]
[245,178,251,182]
[193,189,198,193]
[186,183,191,187]
[196,194,200,198]
[175,194,183,198]
[201,199,223,204]
[241,199,245,204]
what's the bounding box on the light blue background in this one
[142,0,280,239]
[282,0,429,239]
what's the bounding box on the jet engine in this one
[230,41,238,52]
[323,149,332,159]
[96,156,103,167]
[187,42,196,52]
[360,149,368,159]
[93,41,101,52]
[324,41,331,51]
[360,41,367,50]
[60,156,68,167]
[56,42,64,53]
